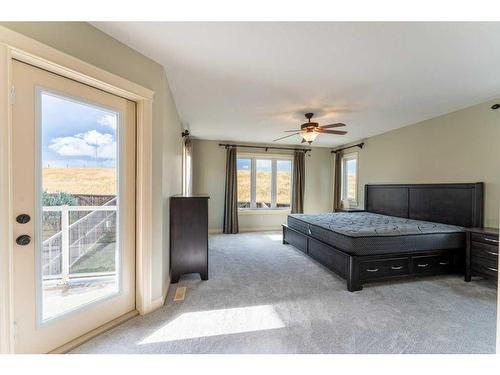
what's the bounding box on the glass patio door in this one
[12,60,136,353]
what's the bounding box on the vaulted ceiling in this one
[93,22,500,147]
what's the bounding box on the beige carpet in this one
[71,231,497,354]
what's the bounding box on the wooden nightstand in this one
[465,227,499,282]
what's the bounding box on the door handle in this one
[16,235,31,246]
[16,214,31,224]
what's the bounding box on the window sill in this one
[238,209,291,215]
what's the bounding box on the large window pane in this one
[40,90,119,321]
[277,160,292,208]
[256,159,272,208]
[237,158,251,208]
[346,158,357,201]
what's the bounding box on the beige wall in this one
[1,22,183,301]
[352,98,500,228]
[192,139,334,232]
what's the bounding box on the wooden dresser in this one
[465,227,499,282]
[170,195,209,283]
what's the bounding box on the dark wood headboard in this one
[364,183,484,228]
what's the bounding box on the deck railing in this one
[42,197,117,283]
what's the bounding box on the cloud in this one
[49,130,116,160]
[97,114,117,130]
[80,130,113,146]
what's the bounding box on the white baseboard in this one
[149,277,170,311]
[49,310,139,354]
[209,227,282,234]
[239,227,282,232]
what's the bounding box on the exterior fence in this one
[42,197,117,283]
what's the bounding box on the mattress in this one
[287,212,465,256]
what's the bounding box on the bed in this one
[282,183,484,291]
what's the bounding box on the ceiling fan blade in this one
[273,132,300,142]
[316,129,348,135]
[319,123,346,129]
[284,129,302,132]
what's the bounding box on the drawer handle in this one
[391,265,403,270]
[417,263,429,268]
[439,262,449,266]
[366,268,379,272]
[483,238,499,244]
[486,266,498,272]
[486,251,499,256]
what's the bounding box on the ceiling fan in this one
[273,112,347,144]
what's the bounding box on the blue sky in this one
[237,158,291,172]
[346,159,357,175]
[41,91,118,168]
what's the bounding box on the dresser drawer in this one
[359,257,409,281]
[471,259,498,278]
[471,233,499,246]
[411,254,452,275]
[471,241,499,261]
[471,252,498,270]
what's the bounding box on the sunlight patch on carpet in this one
[265,234,282,241]
[138,305,285,344]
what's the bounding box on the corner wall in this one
[352,98,500,227]
[192,139,334,232]
[0,22,183,305]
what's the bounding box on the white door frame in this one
[0,26,156,354]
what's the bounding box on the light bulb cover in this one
[301,131,318,142]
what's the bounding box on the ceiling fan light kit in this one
[301,131,318,143]
[273,112,348,144]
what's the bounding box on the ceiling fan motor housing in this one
[302,112,318,130]
[301,122,319,130]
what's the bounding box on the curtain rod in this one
[331,142,365,154]
[218,143,311,153]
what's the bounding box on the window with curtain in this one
[341,152,358,206]
[237,154,292,210]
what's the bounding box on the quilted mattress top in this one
[288,212,463,238]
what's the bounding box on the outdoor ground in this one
[43,168,116,195]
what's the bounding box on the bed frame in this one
[282,183,484,291]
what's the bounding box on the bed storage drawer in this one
[411,254,452,275]
[308,238,348,277]
[359,257,410,281]
[284,227,308,254]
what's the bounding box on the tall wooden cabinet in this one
[170,195,210,283]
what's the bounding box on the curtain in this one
[183,136,193,196]
[291,150,305,214]
[333,151,343,211]
[223,147,239,234]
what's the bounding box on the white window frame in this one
[237,153,293,211]
[341,152,359,207]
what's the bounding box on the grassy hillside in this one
[237,171,291,206]
[43,168,116,195]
